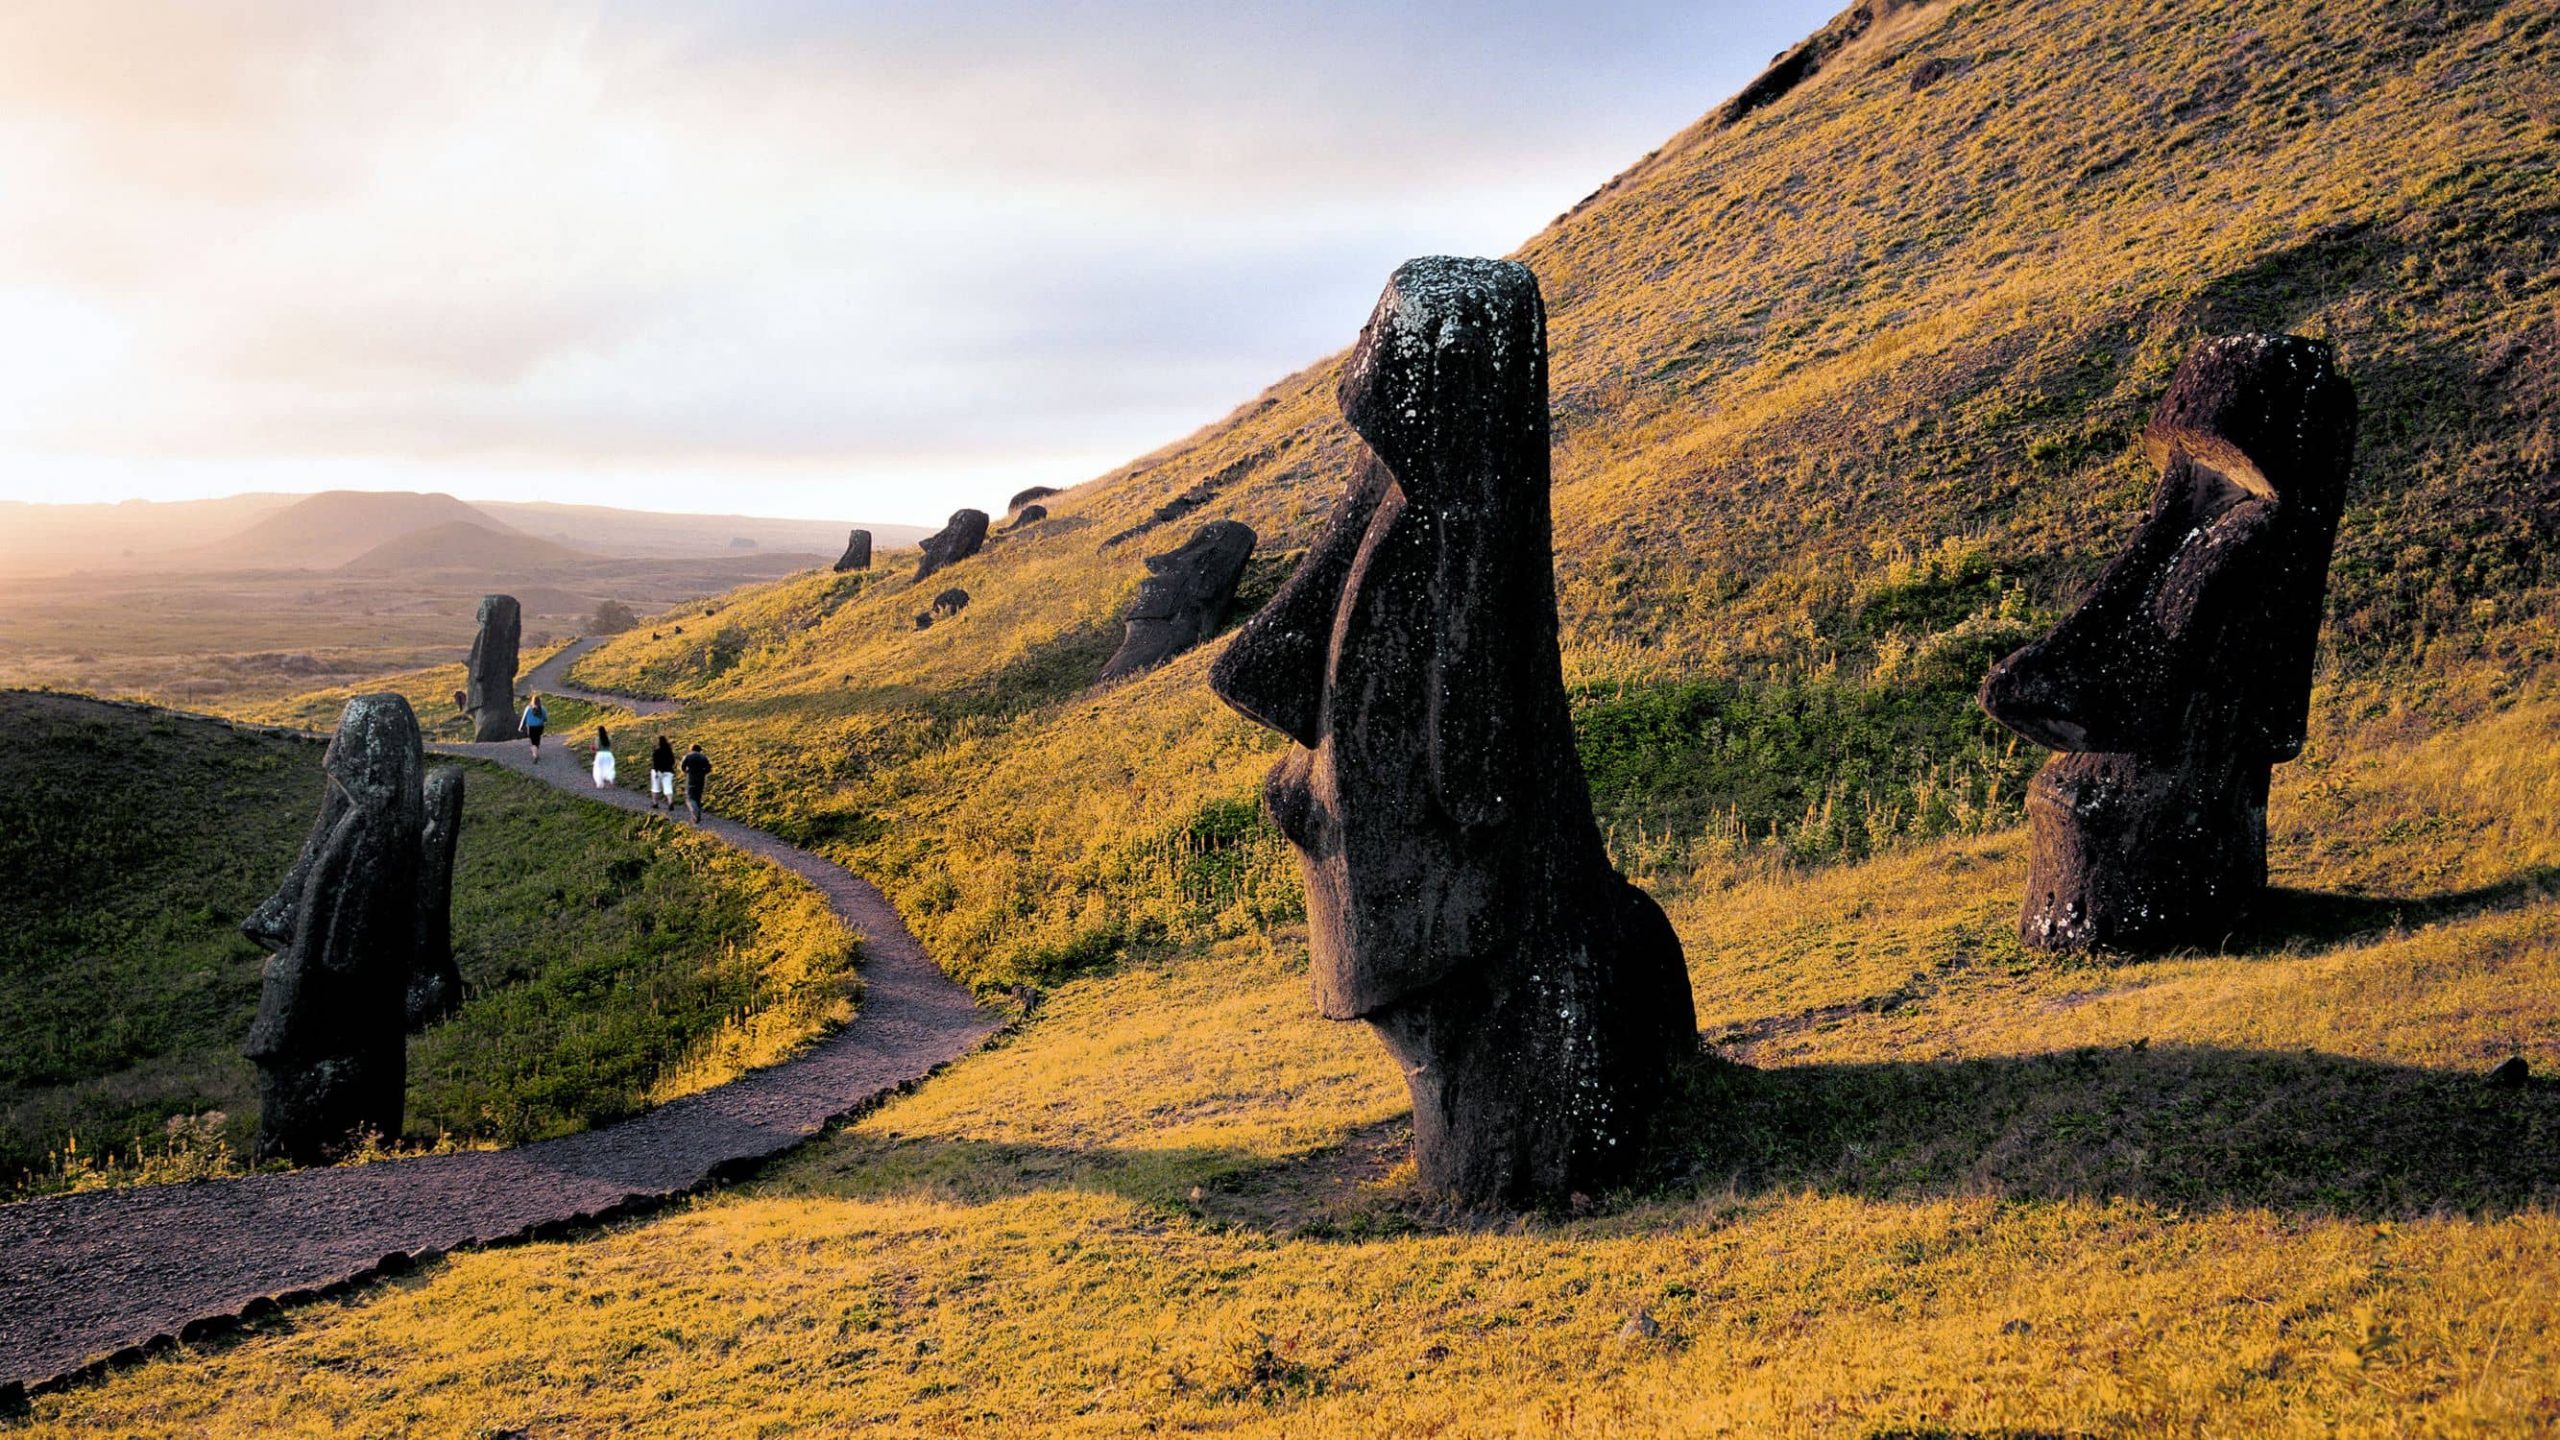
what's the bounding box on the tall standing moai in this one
[1100,519,1258,681]
[1979,334,2356,952]
[1209,257,1698,1207]
[241,694,427,1164]
[465,594,522,742]
[408,765,467,1028]
[834,528,873,573]
[913,509,990,582]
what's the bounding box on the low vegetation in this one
[0,693,858,1196]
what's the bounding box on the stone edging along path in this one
[0,645,999,1403]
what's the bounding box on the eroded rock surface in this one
[1100,520,1256,681]
[914,510,989,581]
[465,595,521,742]
[242,694,426,1164]
[1980,333,2356,951]
[1209,257,1698,1207]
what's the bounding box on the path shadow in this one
[2235,866,2560,954]
[777,1043,2558,1235]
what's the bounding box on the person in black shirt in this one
[648,734,678,810]
[680,743,712,823]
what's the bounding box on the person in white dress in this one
[592,725,617,788]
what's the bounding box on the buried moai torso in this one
[241,694,426,1163]
[1209,257,1697,1206]
[1979,333,2355,952]
[914,510,990,582]
[1099,520,1257,681]
[466,594,521,742]
[409,765,467,1028]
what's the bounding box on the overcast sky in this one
[0,1,1835,524]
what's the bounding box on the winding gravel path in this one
[0,651,996,1399]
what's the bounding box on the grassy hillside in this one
[0,693,858,1196]
[47,0,2560,1428]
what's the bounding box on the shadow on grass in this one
[2239,867,2560,953]
[779,1043,2558,1235]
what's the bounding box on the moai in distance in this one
[914,510,990,582]
[1209,257,1698,1208]
[835,529,873,573]
[1979,334,2356,952]
[466,594,522,742]
[1100,520,1257,681]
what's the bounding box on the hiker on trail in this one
[521,693,548,761]
[649,734,678,811]
[681,743,712,823]
[592,726,616,789]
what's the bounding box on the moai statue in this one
[1007,503,1049,530]
[241,694,426,1164]
[834,529,873,573]
[465,594,522,742]
[408,765,467,1028]
[1008,484,1059,514]
[1100,520,1258,681]
[1209,257,1698,1207]
[914,509,990,582]
[1979,334,2355,951]
[931,587,971,619]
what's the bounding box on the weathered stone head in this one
[409,765,466,1028]
[914,509,990,582]
[1008,503,1049,530]
[931,587,970,619]
[1980,333,2355,951]
[1099,519,1257,681]
[466,594,521,742]
[834,529,873,573]
[1210,257,1697,1206]
[242,694,426,1163]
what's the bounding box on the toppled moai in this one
[1979,334,2356,952]
[408,765,466,1028]
[465,594,522,742]
[1008,484,1059,514]
[1007,504,1049,530]
[834,528,873,573]
[914,509,990,582]
[1209,257,1698,1207]
[241,694,426,1164]
[1099,520,1257,681]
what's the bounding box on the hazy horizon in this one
[0,1,1836,526]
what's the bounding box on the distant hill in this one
[339,520,590,574]
[0,494,298,577]
[183,491,533,572]
[473,502,933,560]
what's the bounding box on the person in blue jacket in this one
[520,692,548,762]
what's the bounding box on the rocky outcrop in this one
[465,595,521,742]
[914,510,989,582]
[409,766,466,1029]
[242,694,426,1164]
[1979,334,2355,952]
[1209,258,1698,1207]
[833,529,872,573]
[1100,520,1257,681]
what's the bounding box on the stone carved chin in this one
[1979,333,2356,952]
[1210,257,1697,1207]
[242,693,426,1164]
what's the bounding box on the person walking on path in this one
[521,693,549,762]
[591,726,617,789]
[680,743,713,823]
[648,734,678,811]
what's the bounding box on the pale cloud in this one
[0,0,1833,522]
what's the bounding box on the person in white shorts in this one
[648,733,678,810]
